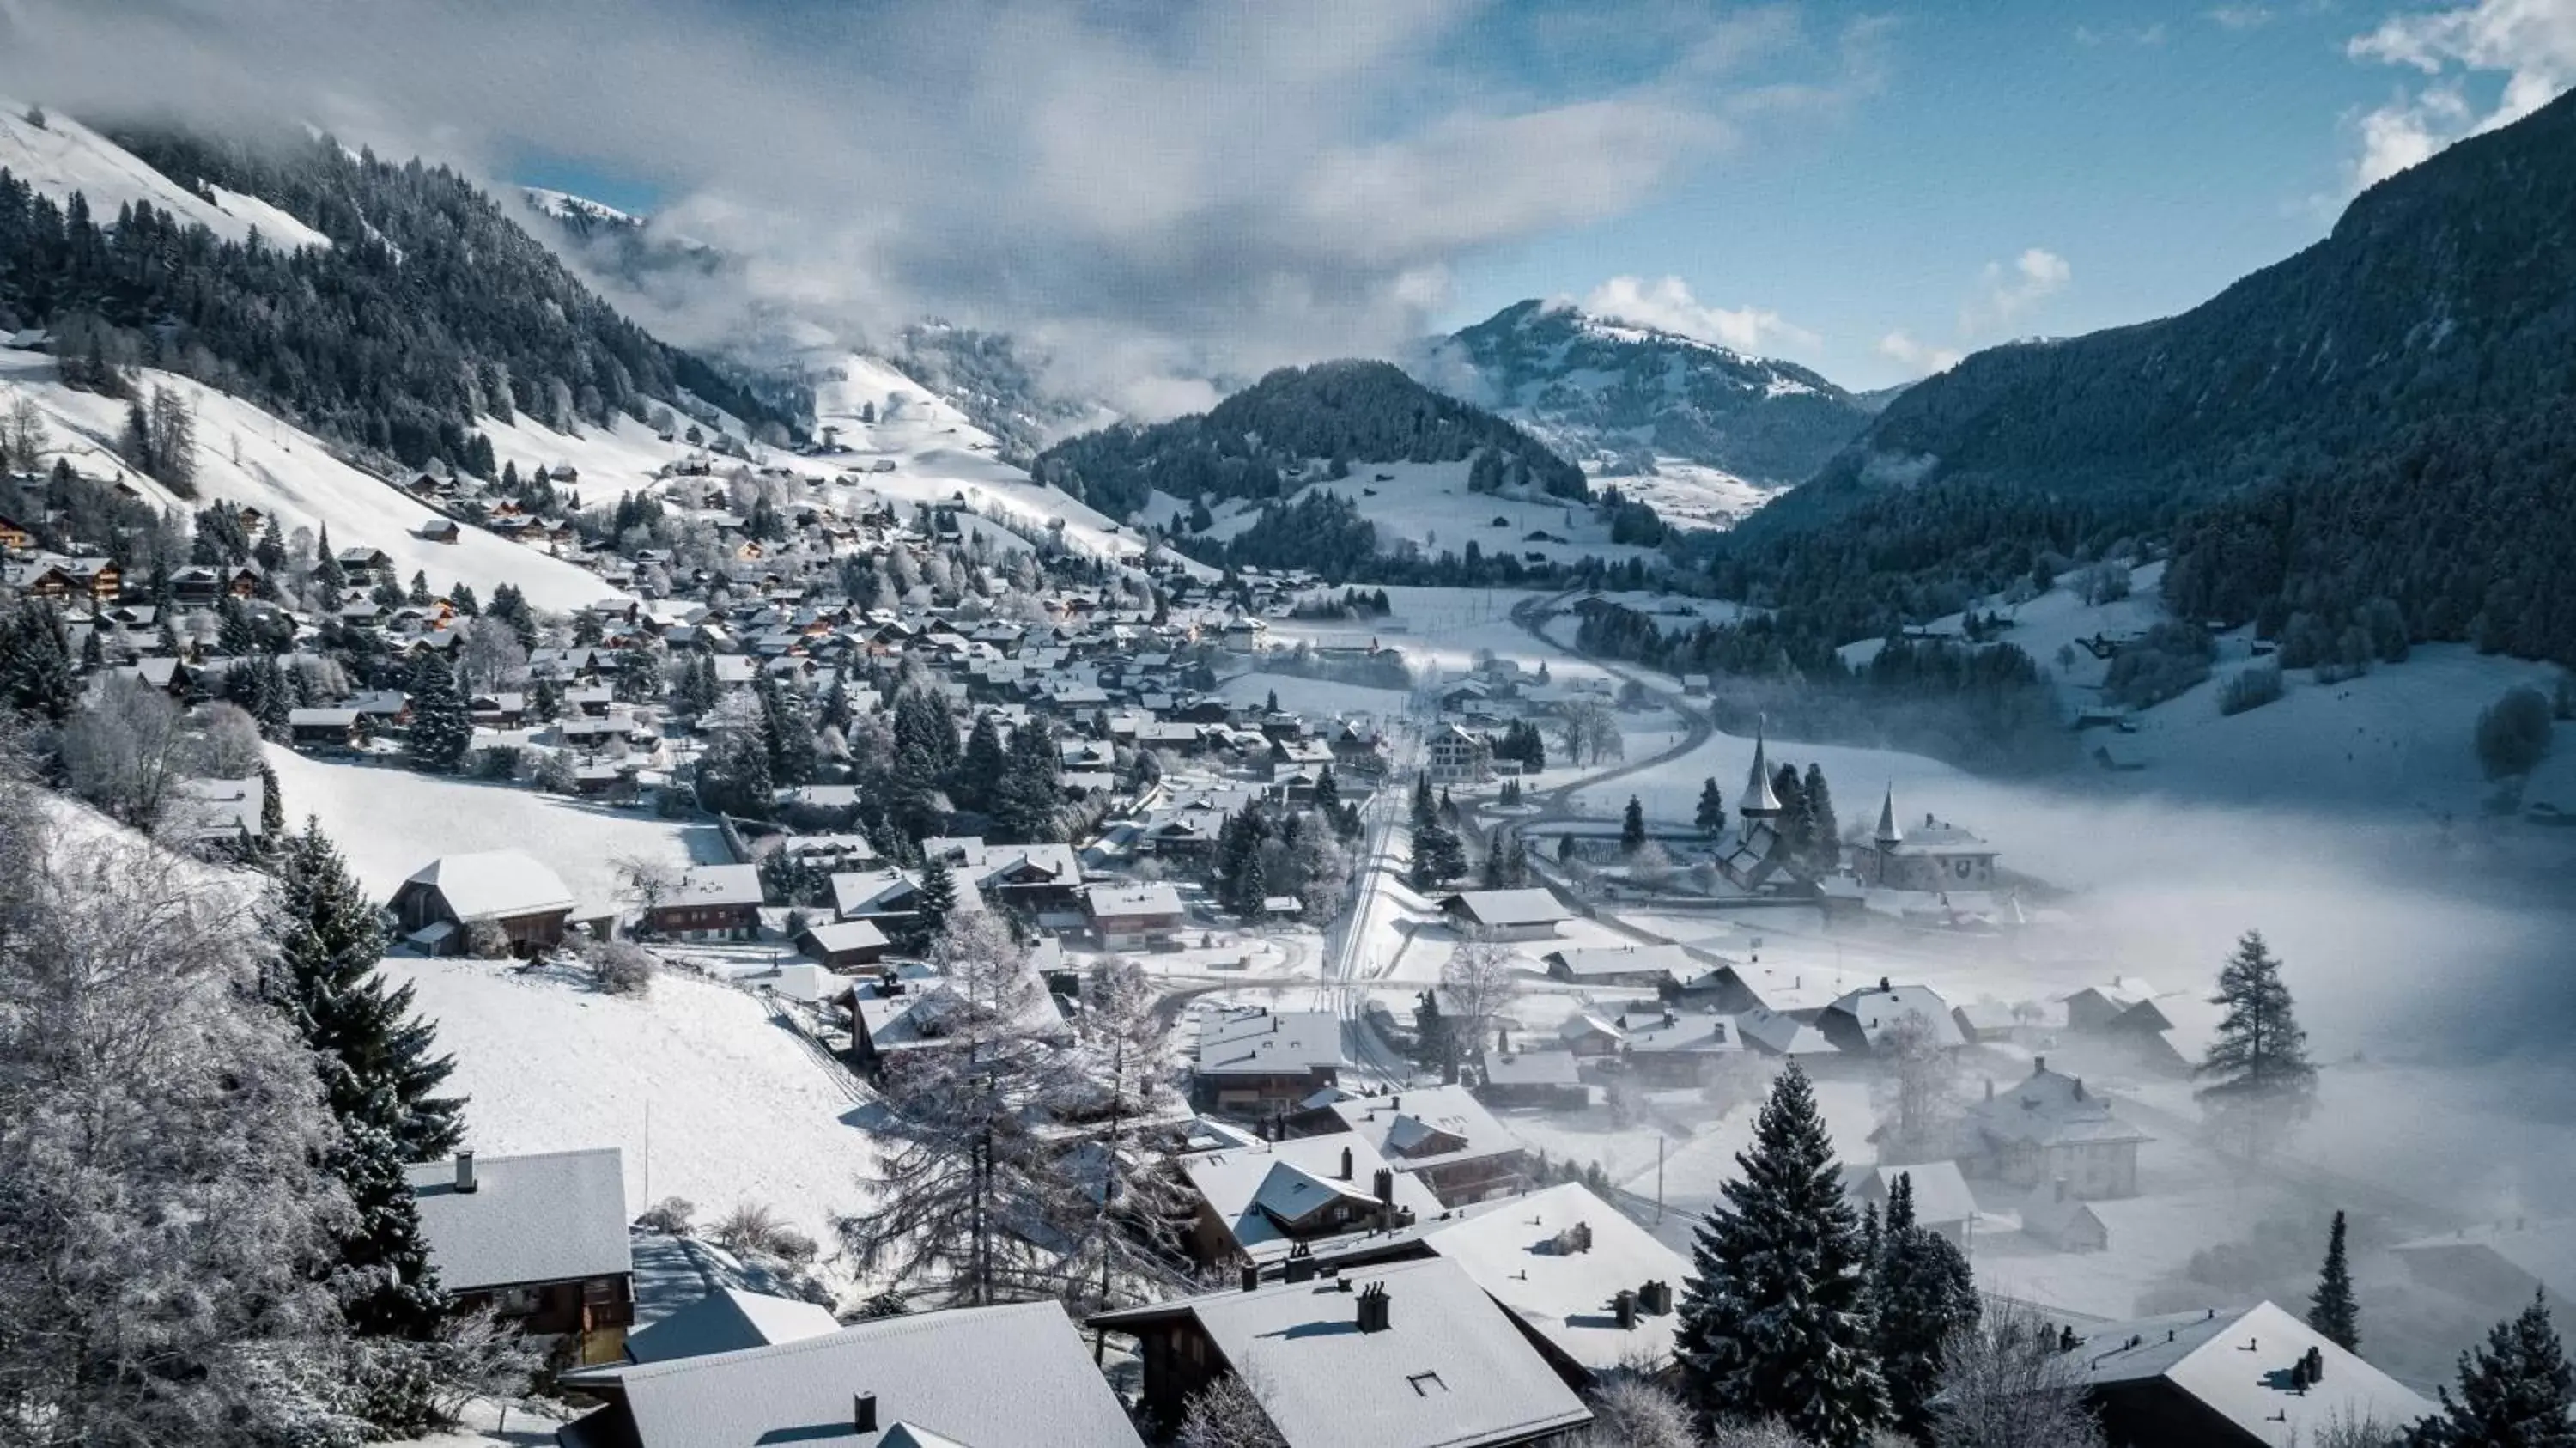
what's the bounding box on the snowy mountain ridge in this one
[0,100,333,251]
[1409,297,1880,528]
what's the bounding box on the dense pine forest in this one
[0,123,801,472]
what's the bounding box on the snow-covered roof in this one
[1194,1009,1346,1076]
[401,849,578,922]
[617,1287,839,1366]
[668,863,763,910]
[2069,1301,2431,1442]
[1822,983,1965,1050]
[1968,1063,2152,1149]
[1178,1134,1441,1259]
[1439,887,1567,928]
[1414,1183,1691,1373]
[1543,943,1691,980]
[1839,1160,1978,1230]
[562,1302,1144,1448]
[1735,1007,1838,1056]
[404,1148,629,1293]
[1329,1086,1518,1171]
[1091,1256,1592,1448]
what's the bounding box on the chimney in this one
[1640,1280,1674,1316]
[2074,1076,2086,1101]
[1285,1245,1317,1284]
[1356,1281,1391,1333]
[1984,1078,1995,1102]
[2053,1177,2069,1203]
[1613,1289,1638,1329]
[854,1394,878,1433]
[1373,1167,1394,1206]
[1391,1094,1401,1110]
[2033,1055,2047,1074]
[1880,976,1891,992]
[1340,1146,1354,1181]
[2306,1346,2325,1384]
[1241,1263,1262,1293]
[455,1152,478,1194]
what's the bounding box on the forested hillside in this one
[1722,85,2576,666]
[1033,359,1584,522]
[0,121,799,472]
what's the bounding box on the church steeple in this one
[1741,718,1782,818]
[1874,784,1904,847]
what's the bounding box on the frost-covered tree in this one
[265,821,463,1337]
[2312,1209,2360,1354]
[2196,930,2317,1157]
[1578,1375,1700,1448]
[1929,1307,2107,1448]
[956,712,1009,814]
[1176,1366,1289,1448]
[0,788,355,1446]
[1874,1174,1981,1439]
[1439,934,1520,1076]
[2407,1293,2575,1448]
[58,672,192,830]
[404,652,473,773]
[839,911,1071,1306]
[1678,1061,1888,1445]
[454,616,527,697]
[1802,764,1839,873]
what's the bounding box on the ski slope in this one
[0,104,332,250]
[0,349,625,612]
[1150,462,1666,571]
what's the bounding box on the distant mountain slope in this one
[1033,358,1583,523]
[0,103,331,250]
[1413,299,1876,501]
[1722,86,2576,665]
[0,118,797,472]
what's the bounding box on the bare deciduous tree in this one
[1579,1375,1699,1448]
[1438,932,1522,1066]
[1176,1365,1289,1448]
[1929,1306,2109,1448]
[59,672,191,830]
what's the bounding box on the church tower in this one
[1741,717,1782,819]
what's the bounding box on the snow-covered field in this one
[1589,459,1783,532]
[264,745,720,909]
[0,350,623,613]
[1151,461,1665,570]
[386,957,875,1254]
[0,104,333,250]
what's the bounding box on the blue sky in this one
[14,0,2557,407]
[1439,0,2536,387]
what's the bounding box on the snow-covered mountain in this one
[1410,299,1878,529]
[517,186,1109,465]
[0,100,332,250]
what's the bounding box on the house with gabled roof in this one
[392,849,579,956]
[1964,1058,2150,1199]
[1437,888,1568,941]
[1193,1007,1345,1111]
[1090,1256,1592,1448]
[1315,1085,1528,1207]
[556,1300,1144,1448]
[2065,1301,2430,1448]
[406,1149,633,1364]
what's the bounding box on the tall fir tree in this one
[2310,1209,2360,1354]
[1621,795,1647,854]
[1803,762,1839,872]
[264,822,465,1337]
[915,853,958,935]
[957,713,1010,816]
[999,717,1061,842]
[1697,777,1726,835]
[1773,762,1814,860]
[1677,1062,1889,1445]
[2408,1293,2575,1448]
[2196,930,2318,1147]
[258,761,284,839]
[404,651,473,773]
[1874,1172,1982,1439]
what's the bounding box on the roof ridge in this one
[619,1300,1058,1381]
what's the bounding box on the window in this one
[1407,1372,1448,1397]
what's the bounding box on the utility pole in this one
[1656,1136,1665,1226]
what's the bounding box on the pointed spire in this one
[1741,717,1782,817]
[1875,783,1904,846]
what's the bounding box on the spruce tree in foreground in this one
[266,822,465,1337]
[1677,1061,1888,1445]
[2311,1209,2360,1354]
[1622,795,1647,854]
[1875,1173,1982,1439]
[2407,1293,2575,1448]
[1697,777,1726,835]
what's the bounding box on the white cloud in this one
[2074,21,2169,46]
[0,0,1886,407]
[2342,0,2576,189]
[2208,5,2276,30]
[1875,330,1963,377]
[1581,274,1822,357]
[1959,247,2073,335]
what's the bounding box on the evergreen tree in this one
[1313,765,1340,814]
[916,854,958,935]
[407,569,431,606]
[1803,763,1839,872]
[1413,989,1455,1077]
[2310,1209,2360,1354]
[1622,795,1647,855]
[2196,930,2318,1149]
[1677,1061,1888,1445]
[1412,775,1437,831]
[1874,1173,1981,1439]
[404,652,473,773]
[957,713,1010,815]
[1773,763,1813,859]
[258,762,284,839]
[999,717,1062,842]
[1697,777,1726,835]
[2408,1293,2575,1448]
[264,822,464,1337]
[1504,836,1529,887]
